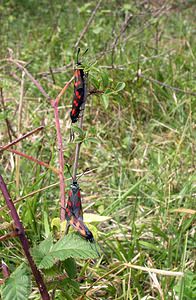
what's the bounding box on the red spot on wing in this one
[76,201,81,207]
[74,81,81,87]
[74,100,79,106]
[67,201,72,207]
[75,91,81,99]
[65,207,71,218]
[72,108,76,115]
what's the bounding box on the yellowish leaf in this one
[83,213,111,223]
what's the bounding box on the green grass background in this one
[0,1,195,299]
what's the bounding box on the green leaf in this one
[63,258,77,279]
[122,4,132,11]
[93,27,102,35]
[84,137,99,144]
[101,71,109,88]
[48,277,80,299]
[31,234,99,269]
[71,125,84,137]
[31,235,54,269]
[83,213,111,223]
[139,240,160,251]
[78,3,92,13]
[102,94,109,109]
[43,211,50,237]
[174,271,196,299]
[51,217,61,230]
[91,76,100,89]
[152,224,168,241]
[52,234,99,260]
[115,82,126,92]
[1,264,31,300]
[104,88,113,95]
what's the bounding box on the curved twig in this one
[0,175,50,300]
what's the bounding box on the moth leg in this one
[69,128,75,142]
[65,222,70,235]
[78,109,85,119]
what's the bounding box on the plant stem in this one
[0,175,50,300]
[8,58,51,100]
[74,0,102,49]
[16,71,25,190]
[1,261,10,279]
[51,100,66,221]
[0,126,44,152]
[4,148,59,174]
[0,88,15,141]
[50,76,74,221]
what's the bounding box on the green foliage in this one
[31,234,99,269]
[174,271,196,300]
[1,264,31,300]
[0,0,195,299]
[101,81,126,108]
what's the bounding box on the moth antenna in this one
[76,167,89,181]
[65,164,74,181]
[82,48,88,57]
[76,48,80,64]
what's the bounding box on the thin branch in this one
[51,100,66,221]
[111,14,133,66]
[0,126,44,152]
[16,71,25,189]
[1,260,10,279]
[0,182,59,213]
[55,77,74,106]
[51,77,74,221]
[0,168,95,213]
[49,66,56,84]
[0,230,18,242]
[4,148,59,174]
[138,72,196,96]
[6,52,74,224]
[0,175,50,300]
[74,0,102,49]
[125,263,184,277]
[37,62,72,77]
[123,4,170,44]
[18,71,25,133]
[8,58,51,100]
[0,88,16,141]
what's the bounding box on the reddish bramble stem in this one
[0,175,50,300]
[0,126,44,152]
[5,148,59,175]
[51,99,66,220]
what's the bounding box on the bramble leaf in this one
[1,264,31,300]
[31,234,99,269]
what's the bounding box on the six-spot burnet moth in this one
[70,48,88,124]
[64,166,95,243]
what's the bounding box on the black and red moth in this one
[65,179,94,243]
[70,48,86,123]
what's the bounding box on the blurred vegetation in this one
[0,0,196,299]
